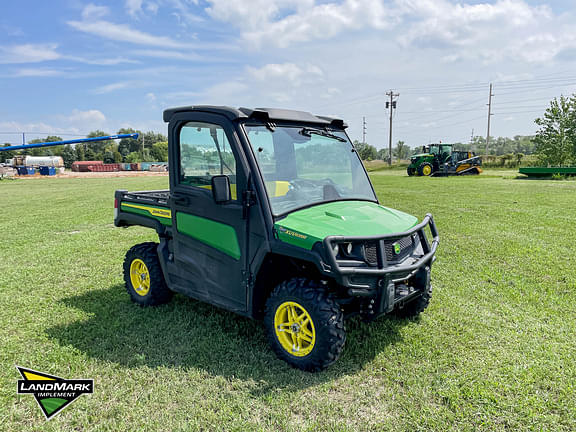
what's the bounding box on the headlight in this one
[342,242,353,256]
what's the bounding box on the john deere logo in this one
[16,366,93,420]
[393,243,402,255]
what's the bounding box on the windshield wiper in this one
[299,127,347,142]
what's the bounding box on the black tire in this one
[394,285,432,319]
[123,242,172,306]
[264,278,345,372]
[418,162,433,176]
[407,167,416,176]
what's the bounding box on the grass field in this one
[1,170,575,431]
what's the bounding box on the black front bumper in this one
[322,214,439,295]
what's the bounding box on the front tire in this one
[264,278,345,372]
[418,162,433,176]
[407,167,416,176]
[123,242,172,306]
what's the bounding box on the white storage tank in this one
[23,156,64,167]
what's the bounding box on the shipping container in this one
[71,161,103,172]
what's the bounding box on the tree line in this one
[1,129,168,168]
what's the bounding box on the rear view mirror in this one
[211,175,231,204]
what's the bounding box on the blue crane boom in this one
[0,133,139,152]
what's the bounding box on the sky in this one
[2,0,576,150]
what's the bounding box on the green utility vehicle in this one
[407,143,482,176]
[114,106,439,371]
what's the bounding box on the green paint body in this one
[176,212,241,260]
[275,201,419,250]
[120,203,172,226]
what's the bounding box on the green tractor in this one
[407,143,482,177]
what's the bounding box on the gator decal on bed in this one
[121,203,173,226]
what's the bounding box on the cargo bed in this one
[114,189,172,233]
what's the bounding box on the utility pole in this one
[362,116,367,144]
[485,83,494,156]
[386,90,399,165]
[470,128,474,143]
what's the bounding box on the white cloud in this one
[132,49,201,60]
[206,0,391,47]
[0,109,107,138]
[125,0,144,17]
[68,18,191,49]
[247,63,323,86]
[67,109,107,126]
[82,3,110,20]
[0,44,61,64]
[92,82,132,94]
[13,68,63,77]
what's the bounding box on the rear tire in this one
[123,242,172,306]
[418,162,433,176]
[264,278,345,372]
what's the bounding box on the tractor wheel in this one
[418,162,433,176]
[407,167,416,176]
[123,242,172,306]
[264,278,345,372]
[394,285,432,319]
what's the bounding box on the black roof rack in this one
[162,105,347,128]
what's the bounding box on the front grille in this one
[363,236,416,266]
[364,242,378,266]
[384,235,414,262]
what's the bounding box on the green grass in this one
[1,172,575,431]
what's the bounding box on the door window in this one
[178,122,237,198]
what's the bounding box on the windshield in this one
[244,125,376,216]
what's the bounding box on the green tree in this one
[126,152,143,163]
[86,130,110,155]
[353,140,377,161]
[150,141,168,161]
[117,128,140,155]
[75,144,85,161]
[393,141,411,160]
[103,150,115,164]
[533,95,576,166]
[2,144,15,162]
[377,148,389,161]
[85,147,96,161]
[61,145,76,168]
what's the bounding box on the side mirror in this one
[211,175,231,204]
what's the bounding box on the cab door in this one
[166,112,248,313]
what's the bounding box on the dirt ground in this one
[15,170,169,179]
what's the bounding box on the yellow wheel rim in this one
[130,259,150,296]
[274,301,315,357]
[422,165,432,176]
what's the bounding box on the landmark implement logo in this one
[16,366,93,420]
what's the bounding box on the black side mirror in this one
[211,175,231,204]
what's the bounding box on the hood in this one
[275,200,419,250]
[412,153,431,158]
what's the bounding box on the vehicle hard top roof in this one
[162,105,347,128]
